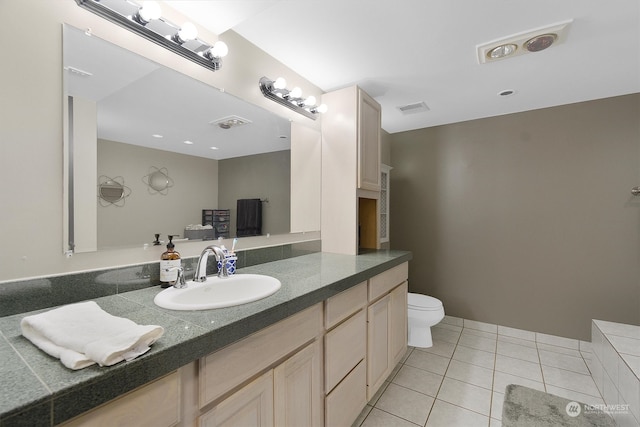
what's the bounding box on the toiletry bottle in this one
[159,235,181,288]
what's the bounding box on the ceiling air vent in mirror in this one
[397,101,429,115]
[210,115,252,129]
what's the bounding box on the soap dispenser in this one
[160,235,181,288]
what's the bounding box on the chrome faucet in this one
[194,245,229,282]
[165,266,187,289]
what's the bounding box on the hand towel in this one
[21,301,164,370]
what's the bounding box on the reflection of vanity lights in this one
[75,0,229,72]
[259,76,327,120]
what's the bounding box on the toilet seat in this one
[408,293,443,311]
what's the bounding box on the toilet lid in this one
[408,293,443,311]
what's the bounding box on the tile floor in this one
[353,316,604,427]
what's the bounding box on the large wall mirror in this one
[64,24,300,252]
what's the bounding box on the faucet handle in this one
[165,266,187,289]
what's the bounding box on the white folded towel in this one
[21,301,164,370]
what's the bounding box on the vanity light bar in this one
[259,77,327,120]
[75,0,228,72]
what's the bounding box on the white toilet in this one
[407,293,445,348]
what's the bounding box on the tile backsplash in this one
[0,240,320,317]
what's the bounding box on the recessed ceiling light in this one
[524,33,557,52]
[210,146,219,150]
[476,19,572,64]
[183,140,194,145]
[498,89,516,97]
[152,134,163,138]
[487,44,517,60]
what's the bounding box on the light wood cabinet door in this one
[199,370,274,427]
[325,360,367,427]
[61,372,180,427]
[390,281,408,366]
[325,309,366,393]
[358,89,381,191]
[274,340,323,427]
[367,293,391,400]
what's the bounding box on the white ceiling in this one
[64,25,291,160]
[167,0,640,134]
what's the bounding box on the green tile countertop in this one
[0,250,411,426]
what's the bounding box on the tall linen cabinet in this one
[321,86,382,255]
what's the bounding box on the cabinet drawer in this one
[199,303,323,408]
[324,281,367,329]
[325,309,366,393]
[368,262,408,302]
[62,371,180,427]
[325,360,367,427]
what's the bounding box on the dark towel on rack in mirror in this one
[236,199,262,237]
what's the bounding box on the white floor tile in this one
[464,320,498,334]
[446,359,494,390]
[536,332,580,350]
[426,399,490,427]
[417,340,456,358]
[453,345,496,369]
[537,342,582,358]
[437,377,492,416]
[432,326,462,344]
[405,349,451,376]
[373,316,628,427]
[459,334,497,353]
[496,340,539,363]
[361,407,421,427]
[497,325,536,342]
[541,365,601,398]
[463,329,498,340]
[493,371,545,394]
[538,349,590,375]
[375,383,434,426]
[490,391,504,420]
[544,385,605,407]
[580,340,593,353]
[434,322,464,333]
[494,354,543,382]
[393,365,443,397]
[442,315,464,327]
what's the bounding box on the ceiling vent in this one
[209,115,252,129]
[397,101,430,115]
[477,19,573,64]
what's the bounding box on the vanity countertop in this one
[0,250,411,426]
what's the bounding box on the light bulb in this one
[274,77,287,90]
[138,1,161,22]
[316,104,328,114]
[209,41,228,58]
[177,22,198,43]
[304,96,316,106]
[289,87,302,99]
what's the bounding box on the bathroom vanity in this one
[0,250,410,426]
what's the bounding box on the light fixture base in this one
[259,77,318,120]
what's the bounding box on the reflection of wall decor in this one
[143,166,174,195]
[98,175,131,207]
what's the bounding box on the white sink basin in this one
[153,274,281,311]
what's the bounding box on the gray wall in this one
[219,150,291,236]
[98,140,218,249]
[390,94,640,340]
